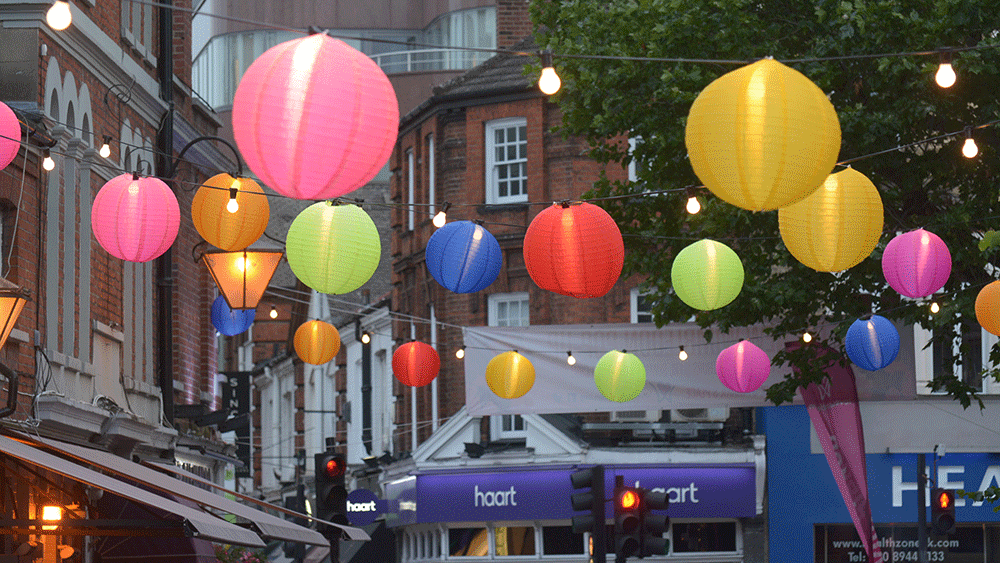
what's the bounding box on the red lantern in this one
[392,341,440,387]
[92,173,180,262]
[523,202,624,298]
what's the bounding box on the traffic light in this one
[639,489,669,557]
[931,488,956,535]
[315,452,348,543]
[614,486,642,563]
[570,466,606,563]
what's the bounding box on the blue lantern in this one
[425,221,502,293]
[211,295,255,336]
[845,314,899,371]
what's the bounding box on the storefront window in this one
[542,526,584,555]
[672,521,737,552]
[495,526,535,556]
[450,527,489,557]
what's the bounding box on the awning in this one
[149,461,371,541]
[23,433,335,546]
[0,432,263,547]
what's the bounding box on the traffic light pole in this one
[593,468,606,563]
[918,454,927,563]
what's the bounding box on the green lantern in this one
[594,350,646,402]
[286,201,381,294]
[670,239,744,311]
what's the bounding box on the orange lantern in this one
[191,173,269,251]
[294,320,340,365]
[485,351,535,399]
[392,341,441,387]
[975,281,1000,336]
[523,202,624,298]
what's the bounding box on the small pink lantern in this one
[92,173,180,262]
[716,340,770,393]
[232,34,399,200]
[882,229,951,298]
[0,102,20,171]
[392,341,441,387]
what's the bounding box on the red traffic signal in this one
[930,488,956,535]
[619,489,640,511]
[325,456,346,478]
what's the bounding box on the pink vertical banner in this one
[795,345,884,563]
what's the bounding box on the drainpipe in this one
[155,0,175,424]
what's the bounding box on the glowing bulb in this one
[42,151,55,171]
[935,63,956,88]
[802,332,813,343]
[269,305,278,319]
[42,505,61,530]
[456,347,465,359]
[678,346,688,361]
[539,67,561,95]
[930,302,940,314]
[566,351,576,366]
[685,196,701,214]
[433,210,446,228]
[47,1,72,30]
[962,137,979,158]
[99,143,111,159]
[226,195,239,213]
[361,332,371,344]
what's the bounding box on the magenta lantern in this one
[232,34,399,200]
[716,340,770,393]
[92,173,180,262]
[0,102,20,171]
[392,341,441,387]
[882,229,951,298]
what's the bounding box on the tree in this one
[530,0,1000,408]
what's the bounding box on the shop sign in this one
[346,488,386,526]
[816,524,984,563]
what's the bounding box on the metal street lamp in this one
[201,249,282,310]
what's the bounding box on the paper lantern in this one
[392,341,441,387]
[670,239,744,310]
[975,281,1000,336]
[0,102,20,171]
[882,229,951,298]
[485,351,535,399]
[191,174,269,251]
[523,202,624,298]
[210,295,255,336]
[232,34,399,200]
[92,173,180,262]
[203,249,283,310]
[285,202,381,294]
[685,58,841,211]
[0,277,28,351]
[845,315,899,371]
[779,168,883,272]
[294,320,340,365]
[426,221,502,293]
[716,340,770,393]
[594,350,646,402]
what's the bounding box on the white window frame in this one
[407,149,415,231]
[490,414,526,441]
[485,117,528,205]
[427,134,436,218]
[630,288,654,324]
[487,292,529,328]
[914,323,1000,395]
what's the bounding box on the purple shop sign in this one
[408,464,755,524]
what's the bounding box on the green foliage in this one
[959,486,1000,512]
[531,0,1000,406]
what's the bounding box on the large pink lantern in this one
[232,34,399,200]
[716,340,770,393]
[0,102,19,171]
[92,173,180,262]
[881,229,951,298]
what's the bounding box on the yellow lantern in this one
[294,320,341,365]
[685,58,841,211]
[485,351,535,399]
[778,168,883,272]
[191,173,269,251]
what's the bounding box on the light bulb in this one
[930,302,940,314]
[685,196,701,214]
[42,151,55,171]
[47,1,72,31]
[99,143,111,159]
[361,332,371,344]
[269,305,278,319]
[802,332,813,343]
[963,137,979,158]
[935,63,956,88]
[678,346,688,361]
[456,347,465,359]
[433,210,446,228]
[566,351,576,366]
[539,67,561,95]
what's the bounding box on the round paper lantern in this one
[594,350,646,402]
[685,58,841,211]
[779,168,883,272]
[426,221,502,293]
[670,239,744,310]
[523,202,624,298]
[294,320,341,365]
[392,341,441,387]
[0,102,20,171]
[232,34,399,200]
[845,315,900,371]
[191,174,269,251]
[975,281,1000,336]
[210,295,255,336]
[285,202,381,294]
[716,340,770,393]
[92,173,180,262]
[485,351,535,399]
[882,229,951,298]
